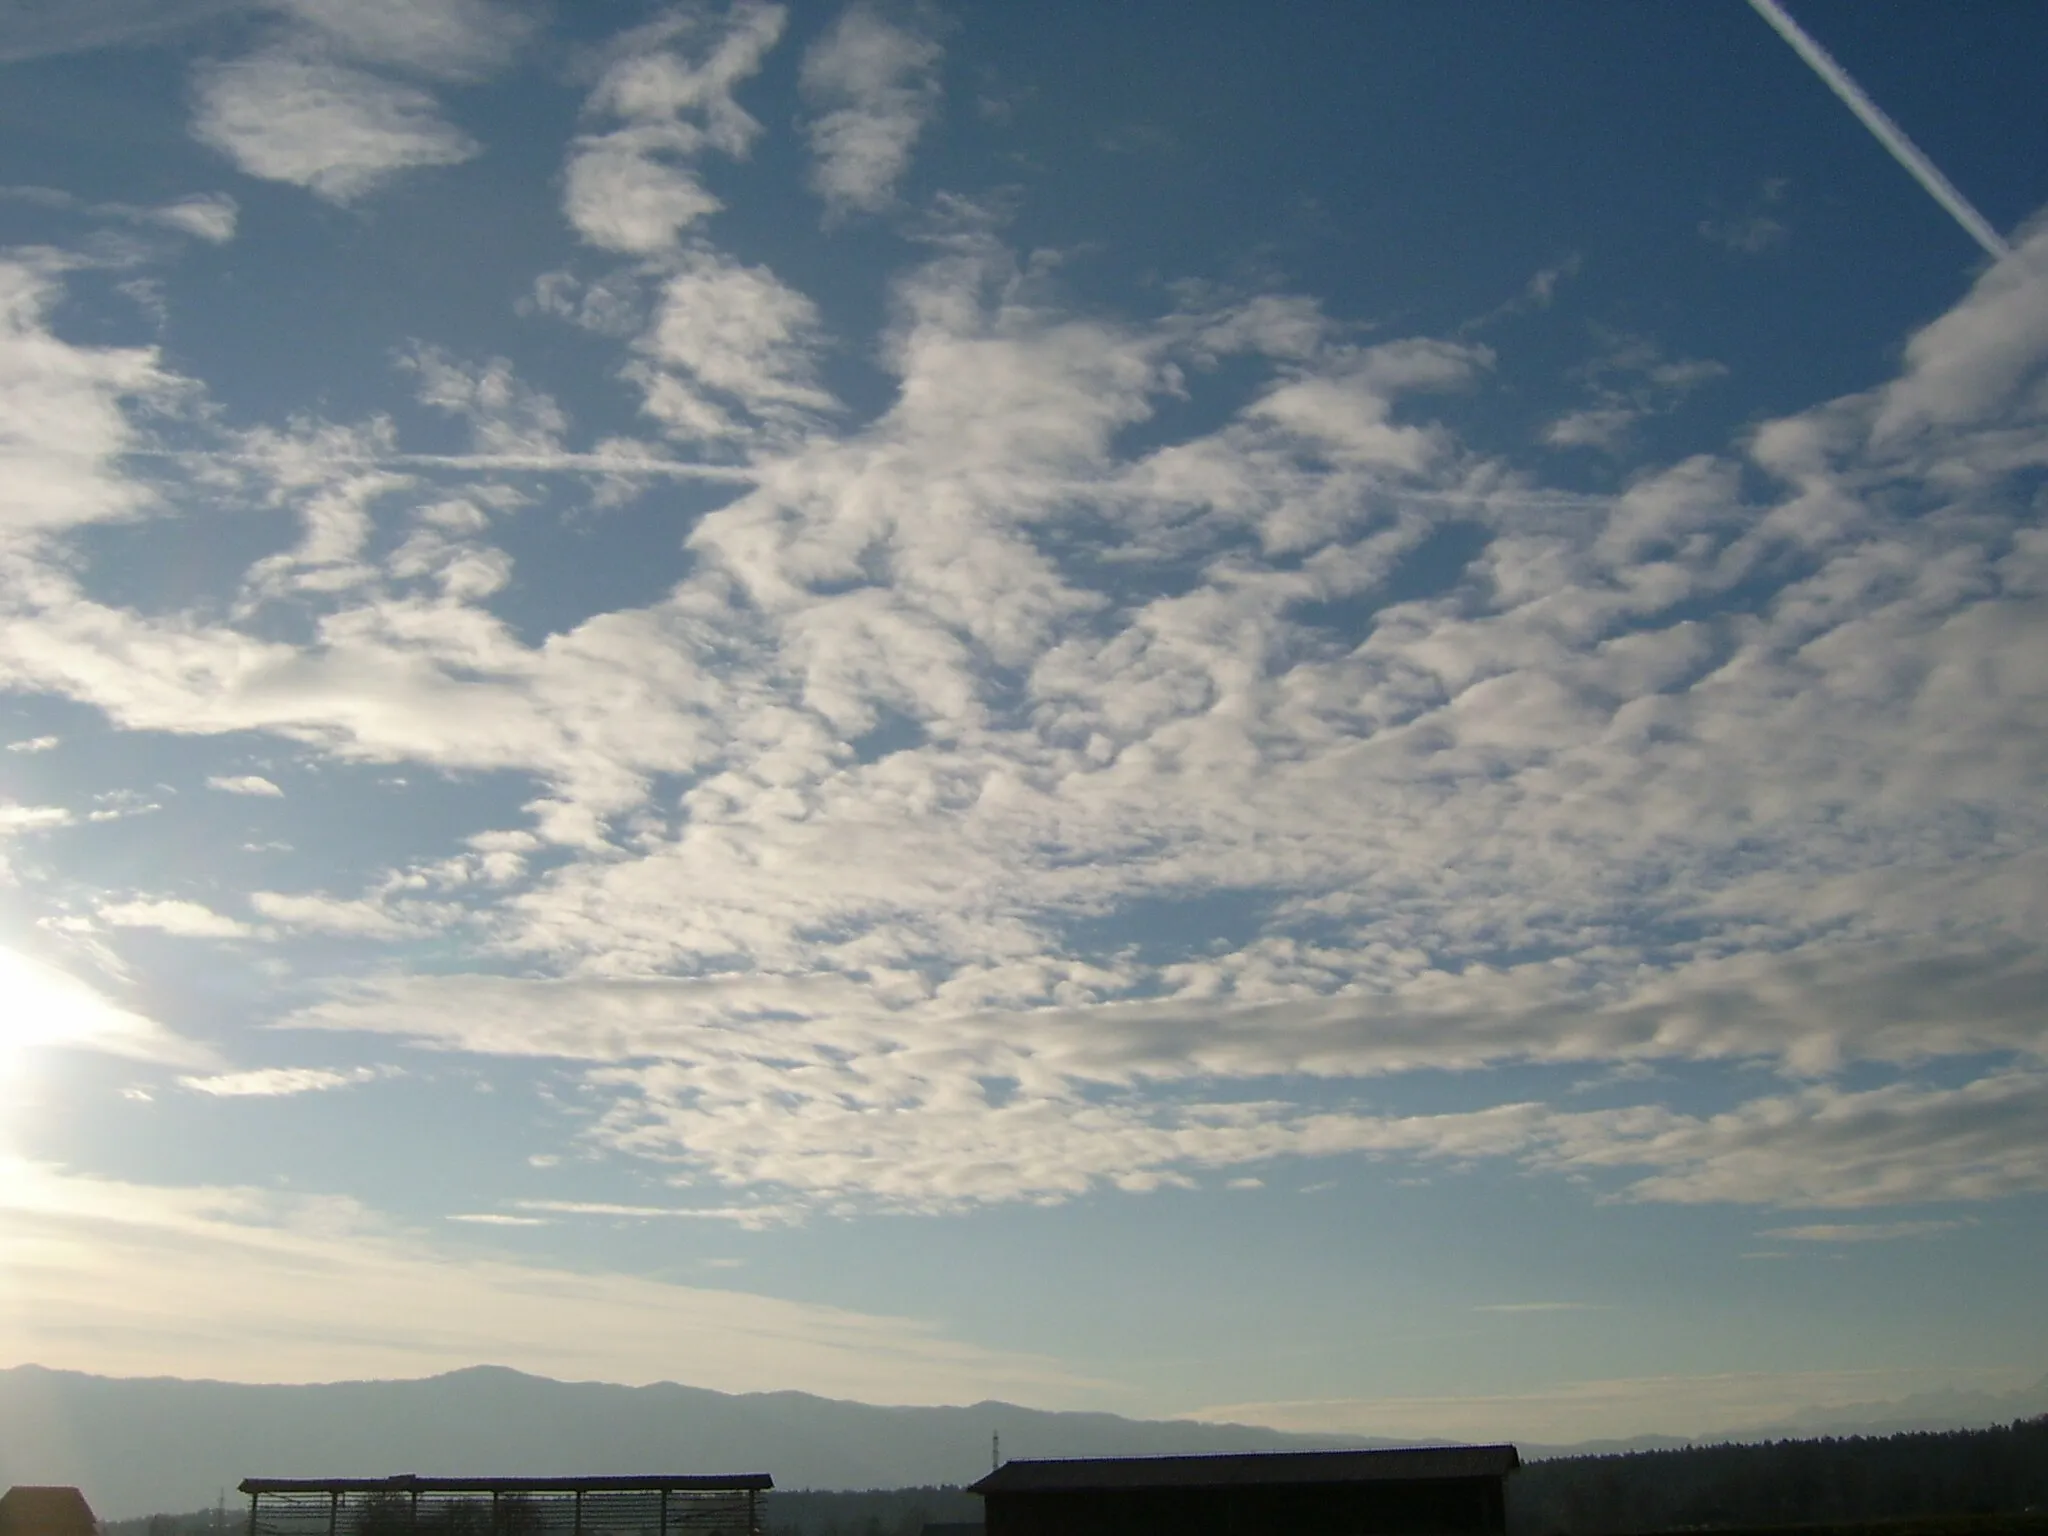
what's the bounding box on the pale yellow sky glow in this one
[0,1157,1099,1408]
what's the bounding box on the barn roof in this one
[970,1445,1520,1495]
[240,1477,772,1495]
[0,1486,99,1536]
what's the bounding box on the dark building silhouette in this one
[969,1445,1520,1536]
[240,1476,772,1536]
[0,1487,99,1536]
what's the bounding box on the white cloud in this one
[0,803,70,832]
[98,899,255,938]
[583,2,785,148]
[5,190,2048,1229]
[1756,1219,1971,1243]
[1536,1072,2048,1209]
[1543,405,1638,451]
[403,347,569,457]
[5,735,59,752]
[562,137,723,256]
[631,249,836,436]
[147,192,239,243]
[191,53,478,202]
[0,257,183,542]
[268,0,533,80]
[0,186,239,243]
[0,1158,1098,1403]
[248,890,436,937]
[136,231,2011,1217]
[1543,331,1727,453]
[1872,230,2048,442]
[561,1,786,254]
[0,0,245,63]
[207,773,284,797]
[800,3,943,217]
[281,955,2048,1212]
[178,1065,387,1096]
[513,1199,799,1230]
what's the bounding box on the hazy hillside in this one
[8,1363,2043,1522]
[0,1364,1394,1518]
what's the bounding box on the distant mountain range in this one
[1,1363,2041,1521]
[0,1365,1395,1518]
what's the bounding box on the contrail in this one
[1746,0,2011,260]
[126,448,761,482]
[380,451,758,481]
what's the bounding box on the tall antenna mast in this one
[991,1432,1000,1472]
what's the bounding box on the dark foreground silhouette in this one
[102,1418,2048,1536]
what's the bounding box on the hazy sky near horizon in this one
[1,0,2045,1448]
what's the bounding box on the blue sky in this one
[1,0,2045,1446]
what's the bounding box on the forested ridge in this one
[103,1417,2048,1536]
[1508,1418,2048,1535]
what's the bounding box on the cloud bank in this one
[6,19,2047,1241]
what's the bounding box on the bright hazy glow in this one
[0,948,177,1077]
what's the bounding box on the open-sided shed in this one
[240,1476,772,1536]
[969,1444,1520,1536]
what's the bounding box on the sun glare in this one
[0,947,152,1083]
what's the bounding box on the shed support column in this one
[328,1493,339,1536]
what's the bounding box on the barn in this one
[968,1444,1520,1536]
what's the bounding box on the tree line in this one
[1507,1417,2048,1536]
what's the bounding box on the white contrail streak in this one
[1746,0,2011,260]
[381,451,758,481]
[129,449,760,482]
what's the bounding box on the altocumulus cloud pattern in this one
[0,0,2044,1443]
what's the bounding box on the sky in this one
[0,0,2045,1450]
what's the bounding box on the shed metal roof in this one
[240,1477,773,1496]
[970,1445,1519,1495]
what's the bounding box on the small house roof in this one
[970,1445,1520,1496]
[0,1486,99,1536]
